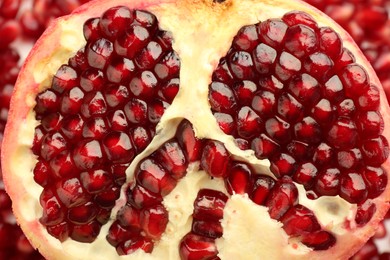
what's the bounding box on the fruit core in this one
[5,1,390,259]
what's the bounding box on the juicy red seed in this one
[117,236,153,255]
[70,221,101,243]
[362,166,387,199]
[129,71,158,100]
[106,57,135,84]
[68,48,89,72]
[270,153,296,178]
[284,25,318,58]
[104,84,130,107]
[176,120,203,162]
[200,140,230,178]
[258,19,288,48]
[233,24,259,51]
[251,134,280,159]
[233,80,257,105]
[35,90,60,114]
[154,141,188,180]
[102,131,135,163]
[228,51,254,79]
[80,68,105,92]
[192,220,223,239]
[358,84,380,111]
[265,176,298,220]
[355,200,377,227]
[129,185,163,209]
[47,222,69,242]
[275,51,301,81]
[0,20,21,49]
[140,204,168,240]
[82,117,108,139]
[117,205,140,229]
[277,92,303,122]
[323,75,344,102]
[159,77,179,102]
[80,169,113,194]
[337,148,362,169]
[236,106,263,138]
[327,117,358,149]
[51,65,78,94]
[135,41,163,69]
[56,178,90,208]
[225,162,252,195]
[280,205,321,236]
[72,140,104,170]
[0,0,21,19]
[106,221,134,247]
[179,233,218,260]
[193,189,228,221]
[252,90,276,118]
[339,172,368,204]
[293,162,318,189]
[86,38,114,69]
[39,190,64,225]
[130,126,152,152]
[214,113,235,135]
[340,63,369,98]
[250,175,275,205]
[99,6,133,39]
[318,27,342,60]
[83,18,101,41]
[253,43,277,74]
[301,231,336,250]
[282,10,317,29]
[361,136,390,166]
[265,116,291,144]
[136,158,177,196]
[68,202,98,225]
[288,73,320,106]
[114,24,150,57]
[303,52,333,80]
[108,110,128,131]
[148,99,169,123]
[154,51,180,80]
[209,82,237,112]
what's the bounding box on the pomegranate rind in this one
[1,0,390,259]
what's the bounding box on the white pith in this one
[2,0,390,259]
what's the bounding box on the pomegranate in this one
[2,0,390,259]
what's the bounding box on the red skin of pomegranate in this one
[2,0,390,259]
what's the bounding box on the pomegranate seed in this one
[280,205,321,236]
[0,0,21,19]
[225,162,252,195]
[201,140,230,178]
[179,233,218,260]
[117,236,153,255]
[250,175,275,205]
[193,189,228,221]
[265,176,298,220]
[140,204,168,239]
[154,140,188,180]
[136,158,177,196]
[301,231,335,250]
[99,6,133,39]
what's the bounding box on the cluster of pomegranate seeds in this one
[199,140,335,251]
[209,11,389,225]
[0,0,94,258]
[107,119,200,255]
[304,0,390,102]
[32,6,180,242]
[180,189,227,259]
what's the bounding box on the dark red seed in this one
[250,175,275,205]
[258,19,288,48]
[129,185,163,209]
[225,162,252,195]
[140,204,168,240]
[280,205,321,236]
[265,176,298,220]
[70,221,100,243]
[270,153,296,177]
[355,200,377,227]
[284,25,318,58]
[251,134,281,159]
[179,233,218,260]
[193,189,228,221]
[200,140,230,178]
[99,6,133,39]
[339,172,368,204]
[86,38,114,69]
[117,236,153,255]
[208,82,236,113]
[301,231,336,250]
[155,141,188,180]
[136,158,177,196]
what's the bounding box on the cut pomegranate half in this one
[1,0,390,259]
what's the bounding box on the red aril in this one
[1,0,390,259]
